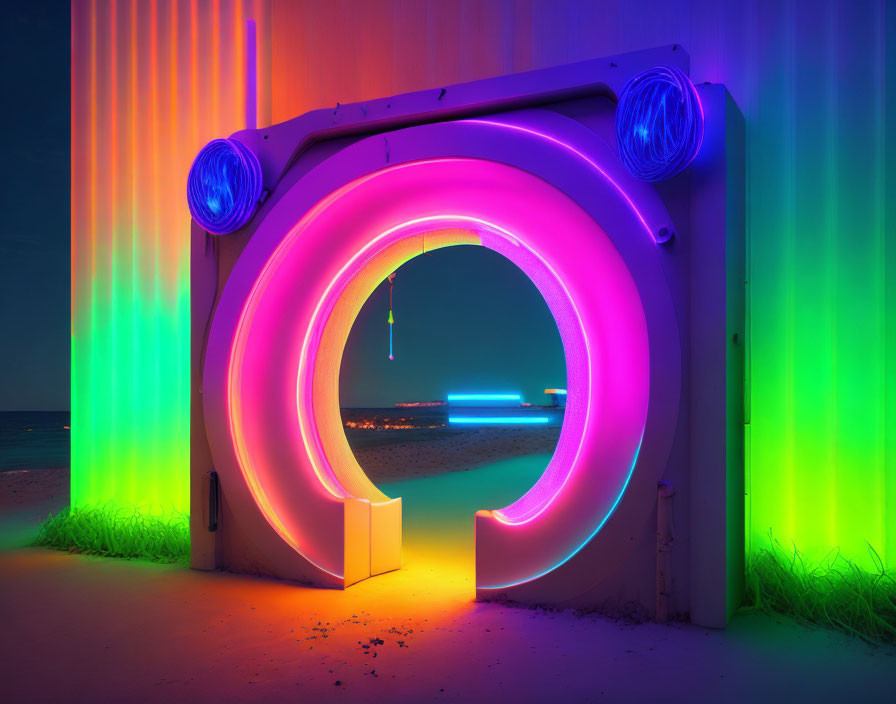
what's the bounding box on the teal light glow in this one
[449,416,549,425]
[447,394,521,402]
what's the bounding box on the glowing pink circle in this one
[203,113,680,590]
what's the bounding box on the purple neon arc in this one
[187,137,263,235]
[615,65,704,182]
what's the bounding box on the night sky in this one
[0,2,69,411]
[0,3,564,411]
[339,245,565,408]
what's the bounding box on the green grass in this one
[36,505,190,564]
[744,535,896,645]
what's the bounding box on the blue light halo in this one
[187,137,263,235]
[449,416,549,425]
[615,65,704,182]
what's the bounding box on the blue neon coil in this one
[187,137,263,235]
[615,65,704,182]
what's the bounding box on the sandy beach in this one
[0,468,68,549]
[1,431,894,703]
[2,426,891,703]
[2,453,893,703]
[346,426,560,483]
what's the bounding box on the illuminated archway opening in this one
[335,242,568,566]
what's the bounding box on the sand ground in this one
[0,468,68,550]
[347,426,562,482]
[1,459,894,703]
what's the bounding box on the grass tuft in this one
[36,504,190,564]
[744,535,896,645]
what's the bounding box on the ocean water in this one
[0,411,70,472]
[0,408,562,472]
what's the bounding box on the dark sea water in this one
[0,411,70,472]
[0,408,562,472]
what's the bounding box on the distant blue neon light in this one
[449,416,548,425]
[615,65,703,182]
[447,394,521,402]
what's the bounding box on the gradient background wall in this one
[70,0,270,513]
[72,0,895,567]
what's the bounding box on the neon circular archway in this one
[202,111,682,592]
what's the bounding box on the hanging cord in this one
[198,232,221,389]
[387,272,396,360]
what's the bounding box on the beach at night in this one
[3,2,895,701]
